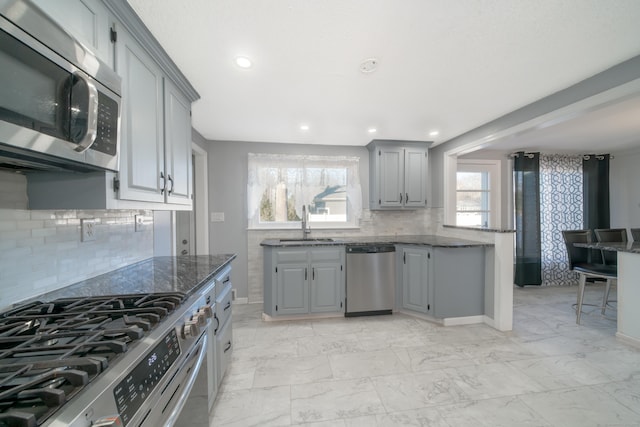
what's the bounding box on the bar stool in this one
[594,228,627,265]
[594,228,625,314]
[561,230,617,324]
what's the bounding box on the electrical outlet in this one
[135,215,152,232]
[81,219,97,242]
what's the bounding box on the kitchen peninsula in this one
[575,241,640,347]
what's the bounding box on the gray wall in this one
[205,140,369,299]
[611,145,640,228]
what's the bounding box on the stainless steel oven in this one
[0,0,120,172]
[0,287,215,427]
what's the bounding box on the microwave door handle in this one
[73,73,99,153]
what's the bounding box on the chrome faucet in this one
[302,205,311,239]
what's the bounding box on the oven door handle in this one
[163,332,208,427]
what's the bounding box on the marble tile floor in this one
[210,283,640,426]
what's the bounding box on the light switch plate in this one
[81,218,97,242]
[210,212,225,222]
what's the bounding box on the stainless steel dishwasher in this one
[345,244,396,316]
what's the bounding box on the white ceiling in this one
[127,0,640,151]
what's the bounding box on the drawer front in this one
[309,248,343,263]
[215,319,233,387]
[216,283,233,328]
[275,249,308,263]
[214,265,232,298]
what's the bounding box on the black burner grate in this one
[0,292,185,427]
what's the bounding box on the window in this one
[456,170,490,227]
[450,159,501,228]
[247,153,362,229]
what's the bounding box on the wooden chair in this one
[561,230,617,324]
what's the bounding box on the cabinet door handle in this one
[305,268,307,280]
[399,193,403,203]
[224,301,231,311]
[167,174,174,195]
[405,192,409,203]
[160,171,166,194]
[312,268,315,280]
[213,313,220,334]
[224,341,232,352]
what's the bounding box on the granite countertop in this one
[261,235,492,248]
[23,254,237,304]
[574,242,640,254]
[443,224,516,233]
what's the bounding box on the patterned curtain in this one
[540,154,583,285]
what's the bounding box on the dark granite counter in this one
[25,254,237,304]
[574,242,640,254]
[443,224,515,233]
[261,235,492,248]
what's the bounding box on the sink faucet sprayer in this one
[302,205,311,238]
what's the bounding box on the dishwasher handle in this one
[346,245,396,254]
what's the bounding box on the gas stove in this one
[0,291,212,427]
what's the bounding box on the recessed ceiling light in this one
[300,124,309,131]
[429,130,440,137]
[368,128,377,133]
[235,56,252,68]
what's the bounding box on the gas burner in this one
[0,292,186,426]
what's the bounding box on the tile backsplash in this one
[0,172,153,309]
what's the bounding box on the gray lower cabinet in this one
[400,246,431,314]
[400,245,485,318]
[264,247,345,316]
[432,246,485,318]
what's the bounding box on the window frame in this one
[448,159,501,228]
[247,153,362,230]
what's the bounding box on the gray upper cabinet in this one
[33,0,114,68]
[367,140,430,210]
[114,26,193,207]
[116,26,166,203]
[163,79,193,205]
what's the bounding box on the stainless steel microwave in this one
[0,0,121,172]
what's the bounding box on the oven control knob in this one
[199,305,214,319]
[182,320,200,339]
[92,415,123,426]
[194,312,207,327]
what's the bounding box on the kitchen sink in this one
[279,238,335,243]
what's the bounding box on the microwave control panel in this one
[90,93,119,155]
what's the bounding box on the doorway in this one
[175,143,209,255]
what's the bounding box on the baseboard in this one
[616,331,640,349]
[261,312,345,322]
[442,315,485,326]
[482,315,496,328]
